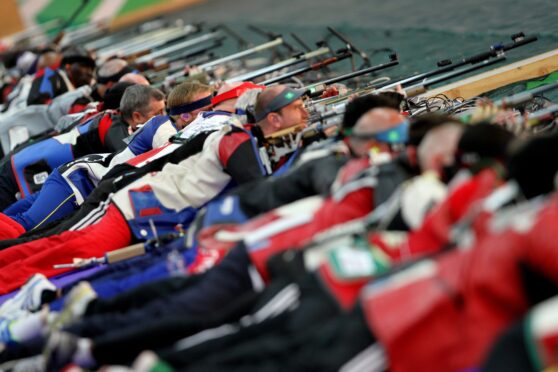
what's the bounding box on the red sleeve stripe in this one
[218,132,250,168]
[98,114,113,146]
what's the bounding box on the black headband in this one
[168,95,213,116]
[97,66,134,85]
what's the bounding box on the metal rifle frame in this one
[164,37,286,83]
[226,47,331,83]
[378,32,538,91]
[327,26,372,70]
[260,49,353,85]
[84,18,169,50]
[97,25,200,59]
[495,80,558,108]
[135,31,224,64]
[304,54,399,95]
[404,55,508,97]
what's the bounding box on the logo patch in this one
[33,172,49,185]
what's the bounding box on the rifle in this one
[226,47,331,83]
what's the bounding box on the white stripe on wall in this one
[19,0,51,28]
[91,0,127,22]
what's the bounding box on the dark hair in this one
[60,45,95,69]
[120,85,165,120]
[378,91,405,108]
[104,82,135,110]
[507,133,558,199]
[408,113,461,147]
[458,122,515,161]
[342,93,401,132]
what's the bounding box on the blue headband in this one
[168,95,213,116]
[350,120,409,144]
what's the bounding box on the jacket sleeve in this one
[219,133,266,185]
[234,154,348,217]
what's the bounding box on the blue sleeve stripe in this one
[38,68,56,97]
[128,115,170,155]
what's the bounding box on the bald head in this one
[212,81,243,112]
[353,108,405,136]
[98,59,128,79]
[37,51,61,70]
[216,81,243,95]
[417,122,463,175]
[347,107,407,158]
[119,73,149,86]
[94,59,134,99]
